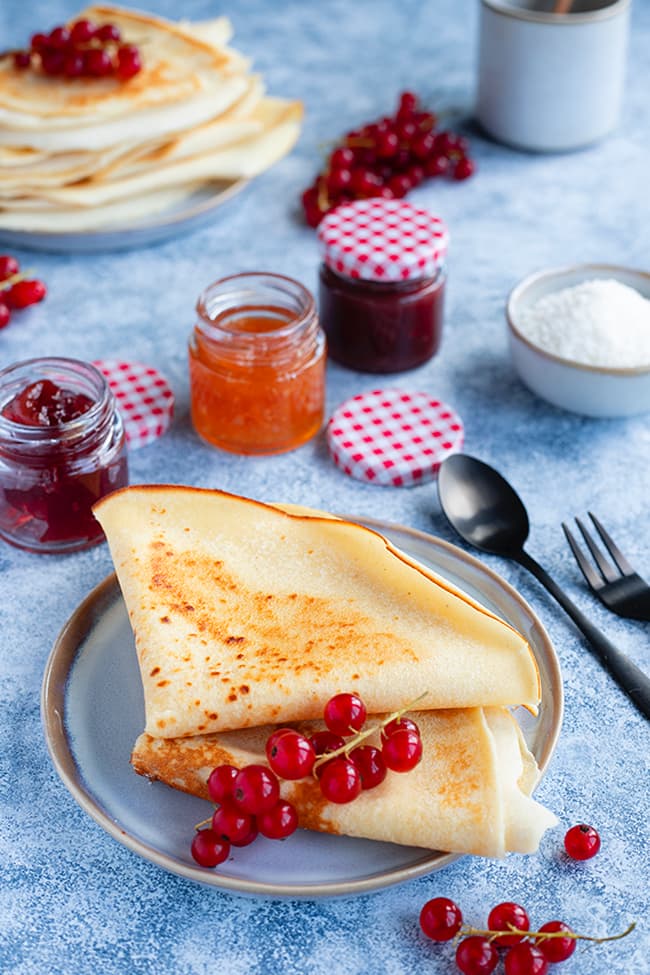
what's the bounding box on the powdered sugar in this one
[516,279,650,368]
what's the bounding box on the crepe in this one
[131,707,557,857]
[93,486,540,739]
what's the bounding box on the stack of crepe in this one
[94,486,557,860]
[0,6,302,231]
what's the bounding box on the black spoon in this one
[437,453,650,721]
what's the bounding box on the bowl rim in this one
[506,263,650,377]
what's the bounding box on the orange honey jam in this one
[189,273,326,455]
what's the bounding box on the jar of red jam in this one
[189,272,326,455]
[317,198,449,373]
[0,357,128,553]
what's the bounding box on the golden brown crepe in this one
[131,707,557,857]
[93,486,540,739]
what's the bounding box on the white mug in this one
[476,0,630,152]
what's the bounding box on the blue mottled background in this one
[0,0,649,972]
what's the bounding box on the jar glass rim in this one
[195,271,317,342]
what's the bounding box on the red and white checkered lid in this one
[93,359,174,450]
[327,388,464,486]
[317,198,449,283]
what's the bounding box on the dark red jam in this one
[0,359,128,553]
[318,263,446,373]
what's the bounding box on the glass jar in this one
[189,272,326,455]
[0,357,128,553]
[317,198,449,373]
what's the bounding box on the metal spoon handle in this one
[516,550,650,720]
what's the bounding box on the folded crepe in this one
[132,707,557,857]
[93,486,540,739]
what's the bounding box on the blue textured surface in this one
[1,0,649,972]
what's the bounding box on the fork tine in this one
[575,517,619,583]
[562,522,603,590]
[588,512,635,575]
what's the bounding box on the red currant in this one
[230,821,258,848]
[411,132,436,160]
[564,823,601,860]
[455,936,498,975]
[30,33,48,51]
[96,23,121,43]
[116,44,142,80]
[6,279,46,309]
[84,48,113,77]
[207,764,238,803]
[0,255,19,280]
[397,91,418,117]
[232,764,280,815]
[63,52,84,78]
[70,19,96,43]
[0,304,10,329]
[266,729,315,779]
[348,745,386,790]
[48,26,71,49]
[419,897,463,941]
[330,146,355,170]
[190,828,230,868]
[211,799,255,845]
[257,800,298,840]
[504,943,549,975]
[387,173,411,198]
[536,921,576,962]
[381,717,420,743]
[41,49,65,76]
[13,51,31,69]
[376,131,400,159]
[487,902,530,947]
[326,167,352,194]
[381,728,422,772]
[323,693,367,737]
[425,154,450,178]
[309,729,345,757]
[453,157,476,181]
[318,757,362,803]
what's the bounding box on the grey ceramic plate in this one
[0,179,247,254]
[41,517,563,899]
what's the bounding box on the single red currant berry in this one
[30,32,49,52]
[348,745,386,790]
[330,146,355,170]
[387,173,411,198]
[0,303,11,329]
[40,49,66,76]
[116,44,142,80]
[70,19,96,43]
[381,717,420,743]
[48,26,71,49]
[0,255,19,280]
[326,167,352,194]
[6,280,47,309]
[453,156,476,181]
[411,132,436,160]
[381,728,422,772]
[318,756,362,804]
[309,729,345,757]
[257,800,299,840]
[425,154,450,178]
[351,168,382,196]
[96,23,122,43]
[564,823,601,860]
[230,821,258,848]
[211,799,255,845]
[419,897,463,942]
[232,764,280,815]
[376,131,400,159]
[13,51,31,69]
[397,91,418,117]
[455,936,498,975]
[84,48,113,77]
[323,693,367,736]
[207,764,238,803]
[63,52,84,78]
[536,921,576,963]
[504,942,549,975]
[266,729,315,780]
[190,828,230,868]
[487,901,530,947]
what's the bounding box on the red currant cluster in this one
[191,693,423,868]
[11,19,142,80]
[301,91,475,227]
[420,895,634,975]
[0,255,46,330]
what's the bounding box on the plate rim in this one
[41,516,563,899]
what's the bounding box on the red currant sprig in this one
[9,19,142,81]
[419,897,635,975]
[301,90,475,227]
[0,254,47,330]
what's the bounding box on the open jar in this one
[317,199,449,373]
[0,357,128,553]
[189,272,326,455]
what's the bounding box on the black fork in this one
[562,513,650,622]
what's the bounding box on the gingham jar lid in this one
[93,359,174,450]
[317,198,449,283]
[327,388,464,487]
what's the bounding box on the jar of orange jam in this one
[189,272,326,455]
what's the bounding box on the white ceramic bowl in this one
[506,264,650,418]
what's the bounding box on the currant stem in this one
[0,270,35,291]
[311,691,428,773]
[459,921,636,946]
[194,815,213,831]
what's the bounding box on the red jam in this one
[318,264,445,373]
[0,359,128,553]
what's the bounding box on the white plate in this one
[0,180,247,254]
[41,517,563,899]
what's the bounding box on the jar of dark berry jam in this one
[0,357,128,553]
[317,198,449,373]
